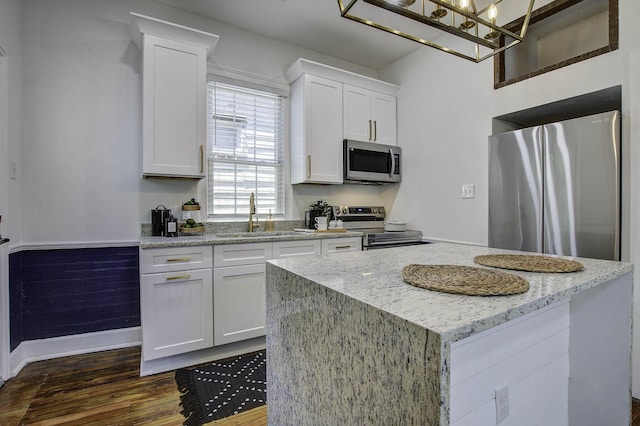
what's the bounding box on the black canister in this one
[151,205,170,236]
[304,210,317,230]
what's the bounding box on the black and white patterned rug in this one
[175,351,266,426]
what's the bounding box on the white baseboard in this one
[140,337,266,376]
[9,327,141,378]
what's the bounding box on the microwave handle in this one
[389,149,395,178]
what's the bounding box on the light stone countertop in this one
[267,241,633,343]
[139,229,363,249]
[266,242,633,425]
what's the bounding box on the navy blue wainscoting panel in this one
[9,246,140,351]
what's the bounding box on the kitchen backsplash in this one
[140,220,306,236]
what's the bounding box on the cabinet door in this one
[273,239,321,258]
[321,237,362,255]
[371,92,397,145]
[291,75,343,184]
[343,84,372,142]
[140,268,213,361]
[213,264,266,346]
[141,34,206,178]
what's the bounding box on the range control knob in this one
[342,208,348,214]
[372,208,378,214]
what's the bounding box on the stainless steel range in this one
[331,206,426,250]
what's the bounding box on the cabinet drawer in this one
[214,242,272,267]
[141,245,213,274]
[273,239,321,259]
[321,237,362,255]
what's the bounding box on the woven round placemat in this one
[473,254,583,273]
[402,264,529,296]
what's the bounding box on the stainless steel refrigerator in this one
[488,110,620,261]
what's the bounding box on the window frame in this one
[201,66,290,222]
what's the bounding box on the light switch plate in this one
[461,184,475,199]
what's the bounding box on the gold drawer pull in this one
[166,257,191,263]
[335,245,351,249]
[166,274,191,281]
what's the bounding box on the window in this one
[207,81,285,219]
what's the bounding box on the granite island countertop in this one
[139,229,363,249]
[265,241,633,425]
[267,241,632,345]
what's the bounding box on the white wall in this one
[381,0,640,395]
[380,49,493,244]
[18,0,384,245]
[0,0,23,245]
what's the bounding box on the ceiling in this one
[152,0,422,70]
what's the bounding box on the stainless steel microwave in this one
[344,139,401,184]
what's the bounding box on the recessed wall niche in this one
[495,0,618,89]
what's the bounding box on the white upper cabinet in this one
[131,13,219,178]
[370,91,397,145]
[285,59,399,184]
[344,85,397,145]
[289,74,344,184]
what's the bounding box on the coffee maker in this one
[151,205,171,236]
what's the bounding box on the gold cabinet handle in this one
[199,144,204,173]
[374,121,377,141]
[307,155,311,179]
[368,120,372,141]
[167,257,191,263]
[166,274,191,281]
[335,245,351,250]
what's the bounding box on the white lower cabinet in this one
[213,263,266,346]
[140,246,213,361]
[213,238,357,346]
[141,238,361,358]
[321,237,362,254]
[213,242,274,346]
[272,239,321,258]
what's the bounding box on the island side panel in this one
[266,263,446,426]
[568,272,632,425]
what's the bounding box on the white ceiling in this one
[152,0,422,70]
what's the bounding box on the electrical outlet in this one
[495,384,509,424]
[461,184,475,199]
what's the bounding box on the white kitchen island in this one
[265,242,633,426]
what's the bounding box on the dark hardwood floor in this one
[0,346,266,425]
[0,346,637,425]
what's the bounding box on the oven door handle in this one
[366,238,424,247]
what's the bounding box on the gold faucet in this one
[248,192,259,232]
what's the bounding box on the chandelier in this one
[337,0,536,62]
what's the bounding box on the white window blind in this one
[207,81,285,219]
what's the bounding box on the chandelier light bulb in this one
[459,0,469,10]
[488,3,498,21]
